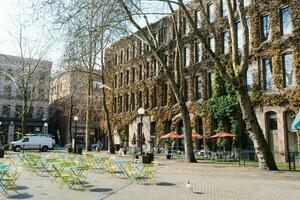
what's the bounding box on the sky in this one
[0,0,64,73]
[0,0,179,74]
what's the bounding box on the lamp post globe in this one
[138,108,145,115]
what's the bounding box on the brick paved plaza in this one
[1,153,300,200]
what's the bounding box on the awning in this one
[291,110,300,131]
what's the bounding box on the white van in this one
[10,135,55,152]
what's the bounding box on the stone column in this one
[7,122,15,143]
[297,132,300,154]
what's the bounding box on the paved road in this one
[1,155,300,200]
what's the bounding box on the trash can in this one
[147,153,154,162]
[76,145,83,154]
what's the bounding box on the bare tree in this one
[37,0,128,152]
[118,0,197,162]
[0,16,52,138]
[152,0,276,170]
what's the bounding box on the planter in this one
[147,153,154,162]
[76,146,83,154]
[140,155,151,163]
[67,147,73,153]
[0,149,4,158]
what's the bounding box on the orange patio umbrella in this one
[181,133,209,139]
[160,132,182,139]
[210,132,235,138]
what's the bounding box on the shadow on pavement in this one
[90,188,113,193]
[156,182,176,186]
[14,186,29,190]
[8,193,33,199]
[193,192,204,195]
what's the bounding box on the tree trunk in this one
[235,87,277,170]
[179,102,196,162]
[102,85,115,154]
[85,74,93,151]
[67,95,74,144]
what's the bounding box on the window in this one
[195,42,202,63]
[130,93,135,111]
[283,53,294,87]
[221,0,228,17]
[152,86,157,108]
[244,0,251,7]
[2,105,10,117]
[209,37,215,53]
[159,27,167,43]
[15,105,22,119]
[183,46,190,67]
[118,95,123,113]
[126,70,130,85]
[132,44,136,58]
[161,83,168,106]
[138,91,143,108]
[183,17,189,34]
[145,88,149,109]
[195,76,202,101]
[120,50,124,63]
[222,31,229,54]
[164,54,169,67]
[195,10,201,28]
[262,59,272,90]
[38,88,44,99]
[183,78,189,102]
[139,65,143,81]
[119,73,123,87]
[126,46,130,61]
[4,85,11,98]
[208,73,214,98]
[261,14,271,41]
[236,21,242,49]
[139,41,143,55]
[154,60,159,77]
[146,62,150,79]
[207,2,215,23]
[267,112,277,131]
[114,54,118,65]
[280,6,292,36]
[28,106,33,119]
[145,44,150,53]
[124,93,129,112]
[132,68,136,83]
[247,64,253,90]
[36,107,44,119]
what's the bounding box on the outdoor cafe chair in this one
[0,164,20,193]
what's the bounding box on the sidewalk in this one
[1,153,300,200]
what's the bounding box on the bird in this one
[186,180,193,192]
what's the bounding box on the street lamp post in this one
[138,108,145,155]
[0,121,2,144]
[73,116,79,153]
[43,122,48,134]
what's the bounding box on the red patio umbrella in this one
[160,132,182,139]
[210,132,235,138]
[181,133,209,139]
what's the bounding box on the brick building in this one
[104,0,300,161]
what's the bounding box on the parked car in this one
[10,135,55,152]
